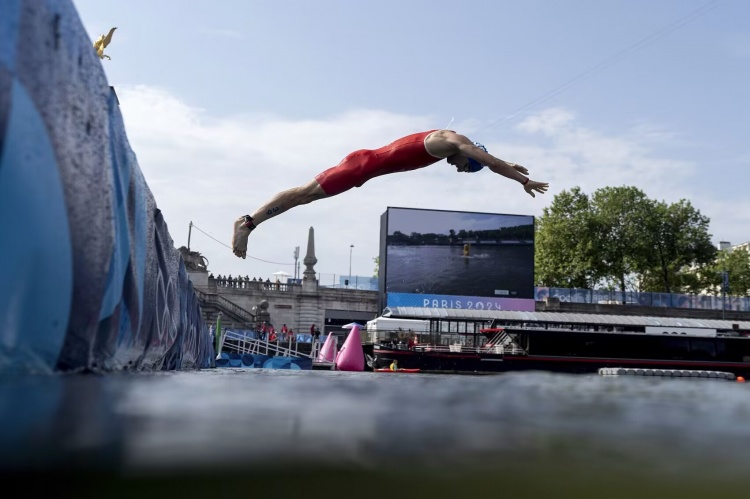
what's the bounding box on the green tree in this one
[389,230,409,244]
[536,185,716,295]
[702,248,750,297]
[638,200,716,293]
[535,187,597,288]
[588,186,653,297]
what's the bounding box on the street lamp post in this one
[348,244,354,289]
[721,270,729,320]
[293,246,300,280]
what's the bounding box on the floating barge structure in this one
[371,307,750,377]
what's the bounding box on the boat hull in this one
[373,345,750,377]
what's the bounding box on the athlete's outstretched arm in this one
[444,133,549,198]
[455,141,529,182]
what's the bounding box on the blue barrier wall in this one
[0,0,212,373]
[535,287,750,312]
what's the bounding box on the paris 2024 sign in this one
[380,207,535,312]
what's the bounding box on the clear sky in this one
[73,0,750,282]
[387,208,532,236]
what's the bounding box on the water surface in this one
[386,245,534,298]
[1,369,748,497]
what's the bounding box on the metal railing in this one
[216,295,254,322]
[222,330,318,359]
[195,289,254,323]
[202,275,749,312]
[480,330,523,354]
[213,276,300,292]
[410,341,526,356]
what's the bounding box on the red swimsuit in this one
[315,130,442,196]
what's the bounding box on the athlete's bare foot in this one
[232,216,253,259]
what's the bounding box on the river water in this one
[1,369,749,497]
[386,245,534,298]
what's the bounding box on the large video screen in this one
[380,207,535,311]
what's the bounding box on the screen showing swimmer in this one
[380,207,535,311]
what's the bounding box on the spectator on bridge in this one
[281,324,288,341]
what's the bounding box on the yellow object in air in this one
[93,27,117,60]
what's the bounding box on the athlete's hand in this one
[511,163,529,175]
[524,180,549,198]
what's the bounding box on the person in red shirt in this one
[407,334,416,350]
[231,130,548,258]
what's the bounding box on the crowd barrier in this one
[535,287,749,312]
[225,329,315,344]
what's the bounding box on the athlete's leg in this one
[251,179,329,225]
[232,179,328,258]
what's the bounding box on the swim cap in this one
[466,142,487,172]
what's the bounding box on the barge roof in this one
[383,307,749,330]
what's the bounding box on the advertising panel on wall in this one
[379,207,535,312]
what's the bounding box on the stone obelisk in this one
[302,226,318,293]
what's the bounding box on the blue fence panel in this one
[534,286,750,312]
